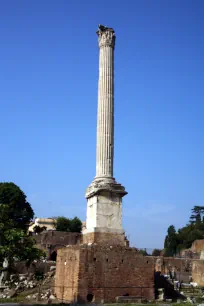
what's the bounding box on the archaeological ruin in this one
[54,25,155,303]
[0,16,203,305]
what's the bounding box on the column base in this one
[84,177,128,247]
[82,231,129,246]
[86,177,127,199]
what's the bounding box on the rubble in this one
[49,294,56,300]
[0,269,56,301]
[25,289,55,301]
[187,296,196,304]
[50,266,56,271]
[19,274,27,281]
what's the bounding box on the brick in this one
[55,245,154,303]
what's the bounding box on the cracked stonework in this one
[86,178,127,199]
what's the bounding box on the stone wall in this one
[55,247,80,302]
[192,260,204,286]
[154,257,192,274]
[34,231,81,246]
[154,257,193,282]
[55,245,155,303]
[180,249,199,259]
[13,261,55,274]
[191,240,204,253]
[33,231,81,259]
[180,240,204,259]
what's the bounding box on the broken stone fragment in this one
[6,288,17,298]
[19,274,28,281]
[50,266,56,271]
[49,294,56,300]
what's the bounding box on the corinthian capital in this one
[97,24,115,48]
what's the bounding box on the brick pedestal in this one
[55,245,155,303]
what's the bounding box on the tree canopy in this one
[164,225,178,256]
[0,183,44,268]
[164,206,204,256]
[138,249,149,256]
[152,249,162,256]
[190,206,204,224]
[0,182,34,230]
[55,216,82,233]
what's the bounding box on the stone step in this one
[116,296,142,303]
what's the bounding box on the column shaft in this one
[96,45,114,178]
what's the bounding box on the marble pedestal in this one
[83,178,127,245]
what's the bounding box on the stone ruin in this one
[0,264,56,301]
[2,24,204,304]
[54,25,155,304]
[55,245,154,303]
[54,24,204,304]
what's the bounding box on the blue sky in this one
[0,0,203,248]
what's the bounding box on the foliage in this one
[138,249,149,256]
[0,183,45,269]
[164,225,178,256]
[0,182,34,230]
[152,248,162,256]
[190,206,204,224]
[0,203,45,267]
[164,206,204,256]
[55,216,82,233]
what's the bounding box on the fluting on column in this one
[96,32,115,178]
[84,25,127,243]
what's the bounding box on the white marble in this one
[84,192,123,234]
[96,33,115,178]
[84,25,127,236]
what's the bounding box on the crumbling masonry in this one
[55,25,155,303]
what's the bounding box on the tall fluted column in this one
[84,25,127,246]
[96,27,115,178]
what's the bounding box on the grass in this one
[0,296,24,303]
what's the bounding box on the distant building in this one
[28,218,56,232]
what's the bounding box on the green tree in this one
[164,206,204,255]
[55,216,82,233]
[69,217,82,233]
[0,183,45,272]
[0,204,45,269]
[152,249,162,256]
[190,206,204,224]
[0,182,34,230]
[164,225,178,257]
[55,217,70,232]
[138,249,149,256]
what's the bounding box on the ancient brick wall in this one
[180,249,199,259]
[55,247,80,302]
[14,261,55,274]
[55,245,155,303]
[34,231,81,246]
[33,231,81,259]
[154,257,192,274]
[192,260,204,286]
[154,256,193,283]
[191,240,204,253]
